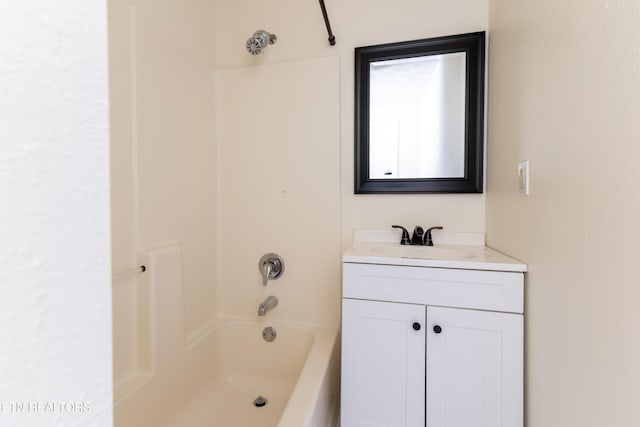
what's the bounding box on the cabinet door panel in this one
[426,307,523,427]
[342,299,425,427]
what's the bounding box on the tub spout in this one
[258,296,278,316]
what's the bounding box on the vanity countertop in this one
[343,230,527,273]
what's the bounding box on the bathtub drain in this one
[262,326,277,342]
[253,396,268,407]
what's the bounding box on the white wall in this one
[0,2,113,426]
[487,1,640,425]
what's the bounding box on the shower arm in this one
[318,0,336,46]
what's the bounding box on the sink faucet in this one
[411,226,424,245]
[392,225,443,246]
[258,296,278,316]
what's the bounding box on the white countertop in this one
[343,230,527,273]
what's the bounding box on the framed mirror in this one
[355,32,485,194]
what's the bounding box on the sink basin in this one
[370,245,474,261]
[343,230,527,271]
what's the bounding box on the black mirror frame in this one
[355,31,486,194]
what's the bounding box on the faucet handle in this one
[391,225,411,245]
[424,226,444,246]
[258,253,284,286]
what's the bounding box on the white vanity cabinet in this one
[341,260,525,427]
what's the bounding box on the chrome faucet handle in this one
[258,253,284,286]
[262,262,273,286]
[424,226,443,246]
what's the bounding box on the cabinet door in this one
[426,306,523,427]
[342,299,425,427]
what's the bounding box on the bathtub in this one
[118,319,340,427]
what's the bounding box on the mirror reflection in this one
[369,53,466,179]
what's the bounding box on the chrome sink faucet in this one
[258,296,278,316]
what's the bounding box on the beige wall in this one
[215,0,489,328]
[487,1,640,425]
[109,0,640,423]
[110,0,490,384]
[215,0,489,252]
[109,0,217,388]
[217,57,342,326]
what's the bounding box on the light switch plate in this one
[518,161,529,195]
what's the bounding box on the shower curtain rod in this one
[318,0,336,46]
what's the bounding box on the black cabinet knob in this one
[412,322,421,331]
[433,325,442,334]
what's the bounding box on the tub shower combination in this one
[114,247,339,427]
[115,20,341,425]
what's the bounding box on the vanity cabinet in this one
[341,262,524,427]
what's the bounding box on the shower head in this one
[246,30,277,55]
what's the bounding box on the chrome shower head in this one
[246,30,277,55]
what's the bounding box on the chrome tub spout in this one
[258,296,278,316]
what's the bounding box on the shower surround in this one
[110,0,486,424]
[110,1,341,424]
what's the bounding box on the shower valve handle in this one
[258,253,284,286]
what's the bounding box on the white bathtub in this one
[117,319,340,427]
